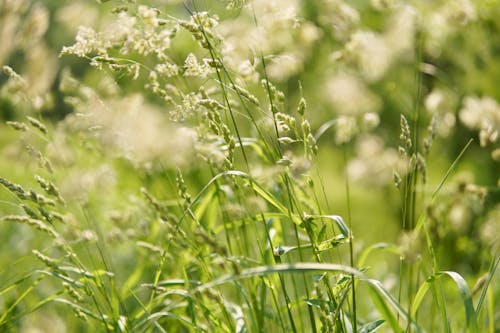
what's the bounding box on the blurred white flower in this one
[448,203,469,233]
[63,94,197,168]
[237,59,259,83]
[55,2,99,33]
[325,72,381,115]
[345,5,416,82]
[371,0,398,11]
[107,12,137,45]
[22,3,49,41]
[362,112,380,130]
[459,96,500,146]
[60,164,116,202]
[319,0,360,41]
[425,0,476,56]
[385,5,417,58]
[218,0,319,82]
[480,205,500,253]
[424,88,457,137]
[492,148,500,161]
[346,31,391,82]
[348,135,408,185]
[447,0,477,26]
[334,116,358,144]
[267,53,302,82]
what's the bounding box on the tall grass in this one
[0,0,499,332]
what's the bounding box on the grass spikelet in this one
[32,249,59,270]
[63,281,84,303]
[399,114,412,154]
[423,114,437,156]
[136,241,164,255]
[233,84,260,106]
[199,98,225,111]
[34,175,65,205]
[1,215,59,239]
[26,116,48,135]
[0,177,28,199]
[27,190,56,207]
[21,204,40,219]
[141,187,169,215]
[24,144,54,173]
[176,169,193,211]
[6,121,29,131]
[2,65,27,89]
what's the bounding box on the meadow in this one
[0,0,498,332]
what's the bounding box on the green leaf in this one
[366,281,403,333]
[304,214,350,238]
[196,262,362,292]
[411,271,478,333]
[357,243,401,269]
[364,278,423,333]
[316,235,346,252]
[358,319,385,333]
[273,234,345,257]
[179,170,302,227]
[439,271,478,332]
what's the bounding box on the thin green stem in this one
[343,148,357,332]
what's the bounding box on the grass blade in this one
[304,214,350,238]
[432,138,473,199]
[195,263,362,292]
[410,271,478,332]
[358,319,385,333]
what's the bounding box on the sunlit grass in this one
[0,0,498,332]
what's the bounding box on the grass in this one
[0,0,499,332]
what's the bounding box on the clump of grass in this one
[0,1,498,332]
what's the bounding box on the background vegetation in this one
[0,0,498,332]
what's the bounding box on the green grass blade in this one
[0,272,36,297]
[475,256,499,314]
[195,263,362,292]
[439,271,478,332]
[304,214,350,238]
[0,277,42,325]
[411,271,478,332]
[180,170,301,227]
[358,319,385,333]
[357,243,401,269]
[194,185,216,221]
[411,277,431,319]
[274,234,346,257]
[432,138,473,199]
[363,279,423,333]
[367,286,401,332]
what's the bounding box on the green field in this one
[0,0,498,332]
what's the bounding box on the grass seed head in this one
[26,116,48,135]
[2,215,59,239]
[399,114,412,154]
[32,249,59,269]
[0,177,28,199]
[6,121,29,131]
